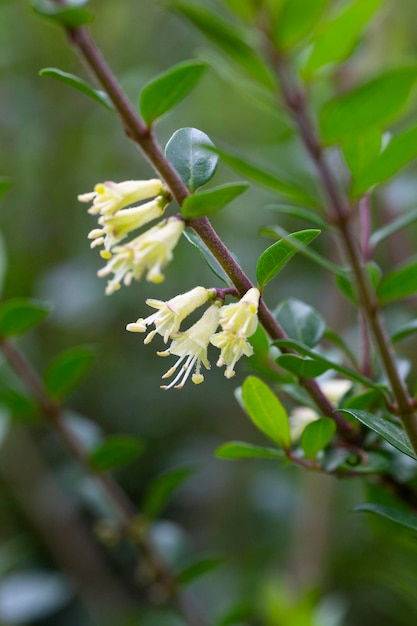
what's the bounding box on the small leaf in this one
[354,503,417,531]
[274,0,328,50]
[343,451,390,473]
[370,207,417,250]
[275,299,326,348]
[181,182,249,219]
[242,376,290,449]
[183,229,232,285]
[336,263,382,304]
[89,435,144,472]
[342,128,382,181]
[140,60,207,126]
[256,229,320,289]
[391,320,417,343]
[31,0,93,27]
[215,441,285,460]
[165,128,218,192]
[340,409,417,460]
[143,466,195,519]
[0,299,50,338]
[378,258,417,304]
[268,204,333,231]
[44,346,95,399]
[300,417,336,459]
[177,558,222,585]
[320,67,417,144]
[39,68,113,111]
[276,354,330,378]
[0,178,12,201]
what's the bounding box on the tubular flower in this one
[97,217,185,295]
[88,196,168,252]
[158,302,222,389]
[126,286,215,344]
[78,179,164,216]
[210,332,254,379]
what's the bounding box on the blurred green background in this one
[2,1,417,625]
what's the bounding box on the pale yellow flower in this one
[210,331,253,378]
[78,179,164,216]
[218,287,260,337]
[319,379,352,404]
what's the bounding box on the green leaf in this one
[181,182,249,219]
[256,229,320,289]
[215,441,285,460]
[391,320,417,343]
[143,466,195,519]
[165,127,218,192]
[221,0,255,20]
[0,299,50,338]
[370,207,417,250]
[44,346,95,399]
[177,558,222,585]
[378,258,417,304]
[300,417,336,459]
[276,354,330,378]
[268,204,333,231]
[275,299,326,348]
[342,128,382,182]
[342,451,390,473]
[275,0,328,50]
[31,0,93,27]
[336,262,382,305]
[242,376,290,449]
[183,229,232,286]
[89,435,144,472]
[340,409,417,460]
[323,327,358,367]
[302,0,386,76]
[169,2,275,90]
[140,60,207,126]
[0,178,12,201]
[39,68,113,111]
[320,67,417,145]
[354,503,417,531]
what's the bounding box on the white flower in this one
[218,287,260,337]
[290,406,319,442]
[158,303,221,389]
[319,379,352,404]
[97,217,184,294]
[88,196,167,252]
[210,331,253,378]
[78,179,164,216]
[126,286,214,343]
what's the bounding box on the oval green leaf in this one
[354,503,417,531]
[165,127,218,192]
[177,558,222,586]
[378,258,417,304]
[300,417,336,459]
[276,354,330,378]
[0,299,50,338]
[142,466,195,519]
[183,229,232,285]
[242,376,290,449]
[215,441,285,460]
[89,435,144,472]
[275,299,326,348]
[274,0,328,50]
[31,0,93,27]
[44,346,95,399]
[181,182,249,219]
[39,68,113,111]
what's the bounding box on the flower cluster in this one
[79,179,184,293]
[127,287,261,389]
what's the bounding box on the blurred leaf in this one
[342,128,382,182]
[0,299,50,338]
[216,441,285,460]
[181,182,249,219]
[0,388,38,422]
[323,327,358,367]
[340,409,417,460]
[165,128,218,192]
[39,68,113,110]
[336,262,382,304]
[256,229,320,289]
[31,0,93,27]
[169,2,275,90]
[320,67,417,144]
[276,354,330,378]
[242,376,290,449]
[0,406,11,448]
[302,0,386,76]
[354,503,417,531]
[275,298,326,347]
[391,319,417,343]
[177,557,222,585]
[140,60,207,125]
[300,417,336,459]
[221,0,255,20]
[268,204,333,231]
[89,435,144,472]
[274,0,328,50]
[143,466,195,519]
[183,229,232,285]
[369,207,417,249]
[44,346,95,399]
[0,178,12,200]
[217,601,253,626]
[378,258,417,304]
[343,451,390,473]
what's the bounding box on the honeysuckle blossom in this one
[210,331,254,378]
[126,286,215,343]
[218,287,260,337]
[319,379,352,405]
[158,302,222,389]
[78,179,164,216]
[97,217,185,294]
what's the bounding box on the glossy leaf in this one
[143,466,195,518]
[378,258,417,304]
[181,182,249,219]
[275,299,326,348]
[0,299,50,338]
[31,0,93,27]
[370,207,417,250]
[340,409,417,460]
[140,60,207,125]
[320,67,417,144]
[216,441,285,460]
[276,354,330,378]
[183,229,232,285]
[242,376,290,449]
[354,503,417,531]
[0,178,12,200]
[177,558,222,585]
[256,229,320,289]
[39,68,113,111]
[300,417,336,459]
[275,0,328,50]
[303,0,386,76]
[89,436,144,472]
[165,128,218,192]
[44,346,95,399]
